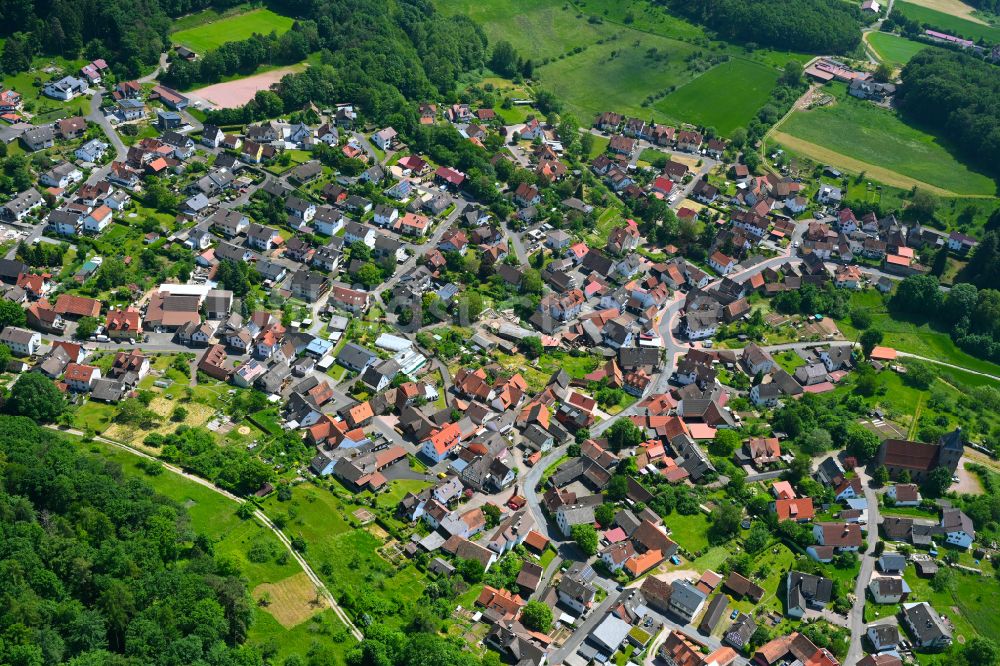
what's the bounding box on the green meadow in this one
[171,8,295,52]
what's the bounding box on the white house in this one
[43,76,89,101]
[83,206,113,234]
[0,326,41,356]
[40,163,83,189]
[420,423,461,464]
[75,139,108,163]
[887,483,921,507]
[866,624,899,653]
[372,127,397,150]
[373,205,399,228]
[868,575,910,604]
[709,251,736,275]
[312,207,344,236]
[941,509,975,549]
[64,363,101,392]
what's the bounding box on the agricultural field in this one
[894,0,1000,41]
[535,32,699,121]
[435,0,616,61]
[654,59,781,136]
[774,82,997,196]
[866,32,941,66]
[71,437,353,663]
[899,0,992,23]
[171,8,295,53]
[439,0,804,126]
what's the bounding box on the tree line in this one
[0,0,229,79]
[162,25,321,90]
[897,50,1000,180]
[891,269,1000,363]
[205,0,487,128]
[662,0,863,54]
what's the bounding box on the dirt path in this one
[767,130,985,197]
[49,425,365,641]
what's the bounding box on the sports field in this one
[894,1,1000,41]
[435,0,616,61]
[655,59,780,136]
[172,8,295,52]
[777,83,996,196]
[866,32,941,65]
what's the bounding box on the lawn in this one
[171,8,295,53]
[664,511,711,554]
[536,32,699,121]
[774,350,806,374]
[494,350,602,393]
[776,82,997,196]
[655,59,781,137]
[866,32,943,66]
[435,0,616,62]
[836,289,1000,379]
[901,564,996,657]
[895,0,1000,42]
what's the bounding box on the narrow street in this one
[845,467,880,666]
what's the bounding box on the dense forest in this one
[891,267,1000,363]
[162,26,322,90]
[0,416,262,665]
[662,0,863,54]
[184,0,487,97]
[896,50,1000,179]
[0,0,236,78]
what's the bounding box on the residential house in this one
[786,571,833,618]
[0,326,40,355]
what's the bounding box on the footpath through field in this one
[49,425,365,642]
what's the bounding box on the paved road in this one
[549,590,623,664]
[87,90,128,162]
[378,199,464,300]
[845,466,880,666]
[48,424,364,641]
[138,52,170,84]
[522,443,568,542]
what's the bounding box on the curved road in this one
[49,425,364,642]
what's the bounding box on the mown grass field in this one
[895,0,1000,41]
[438,0,804,126]
[866,32,941,66]
[535,32,698,121]
[435,0,616,61]
[777,82,997,196]
[171,8,295,52]
[655,59,780,136]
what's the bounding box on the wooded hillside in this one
[897,50,1000,179]
[663,0,864,54]
[0,417,259,665]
